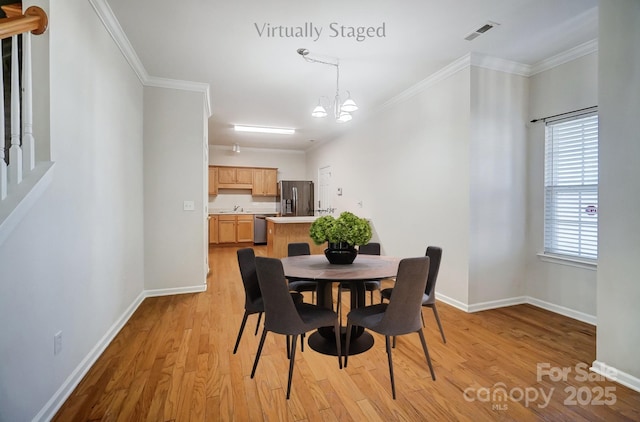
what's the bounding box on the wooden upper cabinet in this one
[216,166,254,189]
[252,168,278,196]
[213,165,277,193]
[264,168,277,196]
[236,168,253,184]
[208,166,218,196]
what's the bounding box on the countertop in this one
[266,216,319,223]
[209,210,277,215]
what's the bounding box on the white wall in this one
[524,53,598,317]
[144,87,208,291]
[208,145,307,212]
[0,0,145,419]
[306,66,472,305]
[468,66,528,304]
[596,0,640,382]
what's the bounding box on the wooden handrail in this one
[0,5,48,39]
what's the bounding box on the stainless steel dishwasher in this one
[254,214,274,244]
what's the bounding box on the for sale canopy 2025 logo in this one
[463,362,617,411]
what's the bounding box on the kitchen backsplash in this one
[208,192,277,213]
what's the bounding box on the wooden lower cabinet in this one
[209,215,219,244]
[218,215,237,243]
[236,215,254,242]
[211,214,254,244]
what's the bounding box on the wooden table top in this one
[281,254,399,281]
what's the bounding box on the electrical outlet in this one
[54,331,62,355]
[183,200,195,211]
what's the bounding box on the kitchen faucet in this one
[233,205,240,211]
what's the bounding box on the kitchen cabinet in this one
[208,215,218,244]
[236,215,254,242]
[218,215,237,243]
[208,166,218,196]
[213,214,254,244]
[252,168,278,196]
[217,166,253,189]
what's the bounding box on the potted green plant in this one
[309,211,372,264]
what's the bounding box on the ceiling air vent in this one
[464,21,499,41]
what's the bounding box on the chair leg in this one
[334,320,342,369]
[344,321,353,367]
[385,336,396,399]
[251,327,268,378]
[370,289,374,305]
[421,309,425,327]
[392,336,396,348]
[286,335,291,359]
[431,305,446,343]
[286,334,298,399]
[233,311,249,354]
[301,333,305,352]
[255,312,263,335]
[417,329,436,381]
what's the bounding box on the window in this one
[544,112,598,260]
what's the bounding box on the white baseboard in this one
[526,296,596,325]
[591,360,640,394]
[33,290,146,422]
[438,292,597,325]
[145,284,207,298]
[435,293,470,312]
[467,296,528,313]
[33,283,208,421]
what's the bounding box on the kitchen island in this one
[266,216,326,258]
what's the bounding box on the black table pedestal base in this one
[307,330,374,356]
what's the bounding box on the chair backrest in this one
[288,242,310,257]
[237,248,261,308]
[424,246,443,303]
[377,256,430,335]
[358,242,381,255]
[255,257,306,334]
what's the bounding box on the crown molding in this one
[89,0,211,116]
[145,76,212,117]
[379,54,471,112]
[470,53,532,77]
[530,39,598,75]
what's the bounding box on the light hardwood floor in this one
[54,246,640,421]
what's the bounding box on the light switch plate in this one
[183,200,195,211]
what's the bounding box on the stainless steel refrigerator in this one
[277,181,314,216]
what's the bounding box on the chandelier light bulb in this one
[341,92,358,112]
[337,111,352,123]
[312,103,328,118]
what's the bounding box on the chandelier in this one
[297,48,358,123]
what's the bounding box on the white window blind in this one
[544,112,598,260]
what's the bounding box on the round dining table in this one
[281,254,400,356]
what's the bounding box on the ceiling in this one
[105,0,598,151]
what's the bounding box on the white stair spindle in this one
[9,34,22,184]
[0,39,5,200]
[22,32,35,172]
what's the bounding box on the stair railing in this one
[0,4,48,201]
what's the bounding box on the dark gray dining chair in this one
[345,256,436,399]
[380,246,445,343]
[251,257,342,399]
[233,248,303,354]
[337,242,381,315]
[359,242,382,303]
[286,242,317,303]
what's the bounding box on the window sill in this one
[0,161,55,246]
[537,252,597,271]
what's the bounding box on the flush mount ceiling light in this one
[234,125,295,135]
[297,48,358,123]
